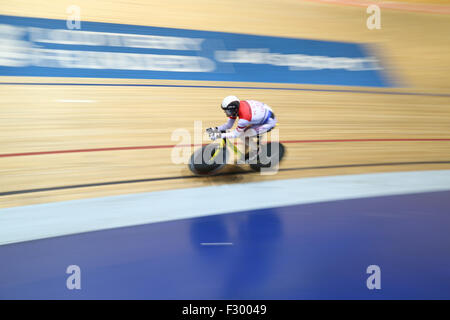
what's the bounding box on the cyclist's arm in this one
[217,117,236,132]
[221,119,249,139]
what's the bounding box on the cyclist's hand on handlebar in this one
[206,127,218,134]
[206,127,224,140]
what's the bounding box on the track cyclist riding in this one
[206,96,278,161]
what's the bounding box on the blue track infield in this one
[1,190,449,299]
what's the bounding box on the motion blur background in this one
[0,0,450,299]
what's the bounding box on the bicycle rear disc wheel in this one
[249,142,285,172]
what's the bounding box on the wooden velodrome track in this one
[1,0,450,209]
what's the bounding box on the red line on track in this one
[1,139,449,158]
[281,138,450,143]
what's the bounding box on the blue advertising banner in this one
[0,15,391,87]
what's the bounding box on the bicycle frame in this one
[209,138,243,162]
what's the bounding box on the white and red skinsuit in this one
[217,100,277,139]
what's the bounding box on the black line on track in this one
[1,160,450,197]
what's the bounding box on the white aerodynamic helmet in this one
[221,95,240,117]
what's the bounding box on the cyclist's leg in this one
[239,114,277,161]
[250,117,277,157]
[254,116,277,136]
[238,129,256,162]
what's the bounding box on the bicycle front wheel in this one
[188,143,228,176]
